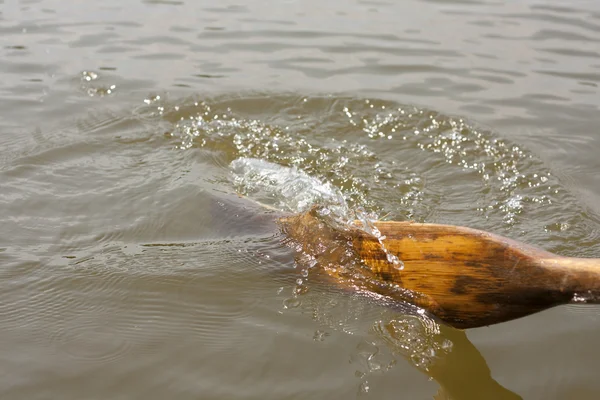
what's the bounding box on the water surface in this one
[1,0,600,399]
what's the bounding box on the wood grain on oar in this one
[278,207,600,329]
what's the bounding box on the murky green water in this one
[1,1,600,399]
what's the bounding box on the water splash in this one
[230,156,455,391]
[156,94,594,396]
[80,70,117,97]
[373,316,452,373]
[230,157,347,215]
[572,291,600,303]
[229,157,403,272]
[354,210,404,270]
[165,95,583,240]
[342,100,563,227]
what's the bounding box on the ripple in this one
[49,314,133,363]
[0,257,130,348]
[564,304,600,323]
[2,238,282,362]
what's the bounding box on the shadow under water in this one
[378,321,523,400]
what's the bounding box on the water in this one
[1,0,600,399]
[230,157,347,214]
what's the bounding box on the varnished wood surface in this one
[278,207,600,329]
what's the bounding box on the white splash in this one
[572,291,598,303]
[230,157,403,270]
[230,157,348,216]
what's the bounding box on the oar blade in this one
[360,221,572,328]
[279,208,600,329]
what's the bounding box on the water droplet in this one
[82,70,98,81]
[572,291,597,303]
[283,297,301,309]
[441,339,453,351]
[313,330,329,341]
[358,381,370,394]
[293,285,309,295]
[386,359,397,371]
[367,358,382,372]
[572,294,586,303]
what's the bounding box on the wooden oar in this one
[278,206,600,329]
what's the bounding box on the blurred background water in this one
[1,0,600,399]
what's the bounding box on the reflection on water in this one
[384,324,523,400]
